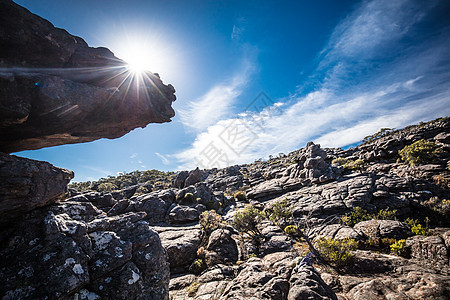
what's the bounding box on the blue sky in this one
[14,0,450,182]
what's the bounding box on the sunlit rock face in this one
[0,0,176,153]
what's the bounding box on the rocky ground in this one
[1,117,449,299]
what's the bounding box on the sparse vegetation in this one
[267,199,292,225]
[362,128,394,145]
[316,237,358,268]
[232,205,265,238]
[186,282,201,297]
[233,190,247,202]
[199,211,222,235]
[69,169,175,193]
[332,158,365,171]
[376,208,397,220]
[425,197,450,216]
[184,192,194,203]
[398,139,439,166]
[97,182,118,192]
[284,225,298,236]
[405,218,430,236]
[341,207,397,226]
[390,239,406,256]
[340,207,372,226]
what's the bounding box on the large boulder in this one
[0,153,73,227]
[0,0,176,153]
[0,201,170,300]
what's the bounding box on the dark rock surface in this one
[0,201,169,300]
[0,152,73,227]
[0,0,176,153]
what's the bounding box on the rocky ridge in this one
[2,117,449,299]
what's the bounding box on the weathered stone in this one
[406,234,449,266]
[288,264,338,300]
[0,202,169,300]
[354,220,412,241]
[0,153,73,227]
[157,226,202,273]
[168,205,201,224]
[0,0,176,153]
[206,229,238,266]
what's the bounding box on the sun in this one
[122,47,153,74]
[113,34,174,76]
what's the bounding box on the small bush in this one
[284,225,298,236]
[316,237,358,268]
[332,158,365,171]
[341,207,372,226]
[232,206,265,238]
[376,208,397,220]
[199,211,222,235]
[405,218,430,236]
[233,190,247,202]
[425,197,450,216]
[97,182,118,192]
[398,139,439,166]
[186,282,200,297]
[345,159,365,171]
[432,175,450,188]
[332,157,348,165]
[135,185,151,195]
[184,192,195,202]
[268,199,292,225]
[390,239,406,256]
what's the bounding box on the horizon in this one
[12,0,450,182]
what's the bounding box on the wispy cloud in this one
[130,153,138,159]
[175,0,450,170]
[178,58,255,132]
[81,165,112,177]
[155,152,170,165]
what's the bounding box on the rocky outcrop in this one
[0,153,73,227]
[0,200,169,300]
[0,0,176,153]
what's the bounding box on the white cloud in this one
[129,153,138,159]
[155,152,170,165]
[178,58,255,132]
[175,0,450,169]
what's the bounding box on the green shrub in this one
[184,192,195,202]
[195,259,204,268]
[345,159,365,171]
[316,237,358,268]
[390,239,406,256]
[97,182,118,192]
[199,211,222,235]
[405,218,430,236]
[376,208,397,220]
[398,139,439,166]
[268,199,292,225]
[341,207,372,226]
[425,197,450,216]
[332,158,365,171]
[233,190,247,201]
[232,206,265,238]
[186,282,200,297]
[331,157,348,165]
[284,225,298,236]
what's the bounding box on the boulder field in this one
[1,117,449,299]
